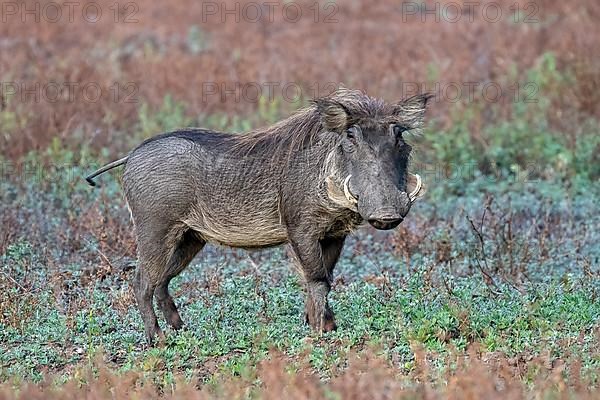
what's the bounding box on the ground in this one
[1,170,598,398]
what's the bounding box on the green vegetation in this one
[1,163,599,387]
[0,51,599,397]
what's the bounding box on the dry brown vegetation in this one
[1,348,599,400]
[1,0,599,159]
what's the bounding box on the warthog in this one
[86,88,430,345]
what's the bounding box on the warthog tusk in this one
[408,173,422,203]
[343,175,358,205]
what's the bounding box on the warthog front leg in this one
[289,230,346,332]
[304,280,335,332]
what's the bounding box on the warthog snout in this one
[367,215,404,230]
[363,191,411,230]
[366,198,410,229]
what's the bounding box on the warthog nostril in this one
[367,216,404,230]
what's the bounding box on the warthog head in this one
[319,91,430,230]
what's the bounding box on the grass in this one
[1,167,599,395]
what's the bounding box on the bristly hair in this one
[225,87,430,163]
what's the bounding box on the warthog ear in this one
[315,99,349,133]
[392,93,433,129]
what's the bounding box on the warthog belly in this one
[183,204,288,248]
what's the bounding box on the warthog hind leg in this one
[133,262,162,345]
[155,230,205,330]
[133,223,195,346]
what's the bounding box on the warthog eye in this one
[345,125,361,145]
[391,124,411,149]
[392,124,408,137]
[346,125,359,137]
[342,125,361,154]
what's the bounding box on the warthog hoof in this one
[304,307,337,333]
[146,327,165,347]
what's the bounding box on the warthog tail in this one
[85,156,129,187]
